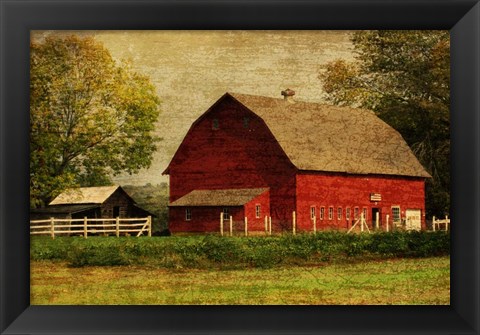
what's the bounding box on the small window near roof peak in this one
[243,116,250,128]
[212,118,219,130]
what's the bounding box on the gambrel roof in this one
[169,188,269,207]
[227,93,430,178]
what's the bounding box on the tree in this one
[319,31,450,217]
[30,35,161,207]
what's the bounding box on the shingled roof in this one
[169,188,268,207]
[49,186,125,205]
[227,93,430,178]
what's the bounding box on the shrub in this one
[30,231,450,269]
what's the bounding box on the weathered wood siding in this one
[244,189,271,231]
[101,189,135,218]
[295,172,426,231]
[168,97,297,229]
[169,206,244,233]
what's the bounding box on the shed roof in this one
[49,186,125,205]
[169,188,268,207]
[224,93,430,178]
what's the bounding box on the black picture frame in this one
[1,0,479,334]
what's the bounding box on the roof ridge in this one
[227,92,374,114]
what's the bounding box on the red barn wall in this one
[167,97,297,229]
[244,189,271,231]
[295,173,426,231]
[169,206,244,233]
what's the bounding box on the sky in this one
[33,30,355,186]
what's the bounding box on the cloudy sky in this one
[33,30,355,186]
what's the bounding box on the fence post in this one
[313,216,317,234]
[432,215,436,231]
[375,212,379,230]
[360,212,364,232]
[445,215,448,231]
[50,217,55,239]
[148,216,152,237]
[220,212,224,236]
[116,217,120,237]
[269,216,272,236]
[292,211,296,235]
[265,216,268,235]
[83,217,88,238]
[244,217,248,237]
[386,214,389,232]
[229,216,233,237]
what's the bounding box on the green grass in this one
[31,256,450,305]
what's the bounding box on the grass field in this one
[31,256,450,305]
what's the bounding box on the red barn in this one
[163,91,430,233]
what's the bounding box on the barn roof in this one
[226,93,430,178]
[169,188,268,207]
[49,186,128,205]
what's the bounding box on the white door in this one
[405,209,421,230]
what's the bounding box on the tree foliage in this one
[30,35,161,207]
[320,31,450,217]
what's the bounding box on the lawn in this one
[31,256,449,305]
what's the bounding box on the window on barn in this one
[346,207,351,220]
[320,207,325,220]
[212,118,219,130]
[354,207,359,220]
[392,206,401,224]
[185,208,191,221]
[223,207,229,220]
[310,206,316,220]
[243,116,250,128]
[337,207,342,220]
[363,208,368,221]
[328,207,333,220]
[255,205,261,218]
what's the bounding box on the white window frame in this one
[328,206,333,220]
[354,207,359,219]
[346,207,351,220]
[223,207,229,221]
[392,206,401,224]
[310,206,316,220]
[320,207,325,220]
[363,208,368,221]
[255,204,261,218]
[337,207,342,220]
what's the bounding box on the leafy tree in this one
[30,35,161,207]
[320,31,450,217]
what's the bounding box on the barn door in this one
[405,209,421,231]
[371,208,380,229]
[113,206,120,218]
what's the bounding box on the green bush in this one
[30,231,450,269]
[30,236,74,260]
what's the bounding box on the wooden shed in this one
[164,91,430,233]
[30,185,153,220]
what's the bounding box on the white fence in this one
[432,215,450,231]
[30,216,152,238]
